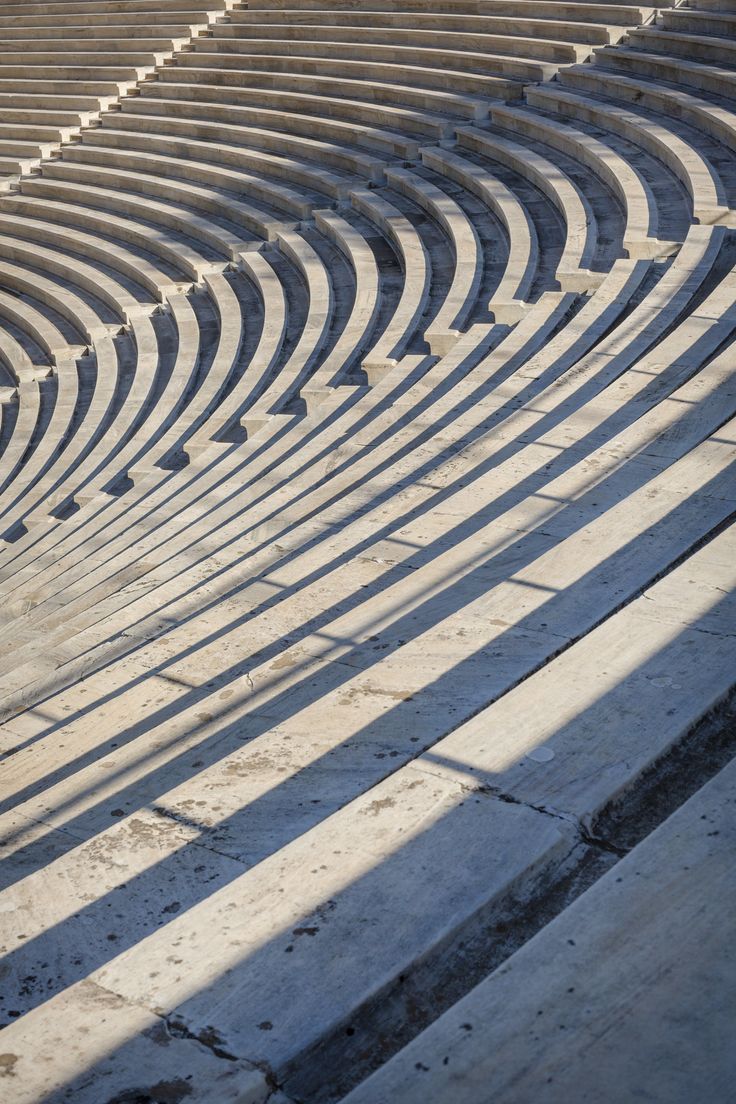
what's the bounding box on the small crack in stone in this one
[163,1015,238,1063]
[483,787,628,856]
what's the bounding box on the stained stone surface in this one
[0,1,734,1101]
[342,755,736,1104]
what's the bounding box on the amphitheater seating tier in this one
[0,1,734,1101]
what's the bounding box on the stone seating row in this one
[1,267,734,1096]
[0,73,732,671]
[0,224,733,1104]
[4,30,733,542]
[251,0,655,11]
[0,8,735,1097]
[163,50,523,101]
[228,7,627,46]
[0,0,236,181]
[1,219,732,803]
[0,105,723,536]
[1,210,732,688]
[0,0,661,181]
[343,723,736,1104]
[175,0,655,96]
[0,206,731,702]
[0,131,608,529]
[629,23,736,68]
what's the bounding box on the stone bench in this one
[49,314,162,511]
[141,78,453,141]
[491,103,672,258]
[15,333,127,529]
[0,288,79,368]
[0,356,79,524]
[248,0,656,14]
[4,189,224,284]
[74,301,208,501]
[23,171,251,261]
[4,411,734,1095]
[0,76,134,99]
[0,0,226,12]
[567,60,736,157]
[101,106,388,181]
[422,145,538,322]
[527,83,733,226]
[352,188,431,382]
[62,141,314,221]
[386,165,483,356]
[4,196,730,597]
[122,93,422,160]
[157,268,262,464]
[662,6,736,37]
[124,291,202,479]
[0,233,151,323]
[301,209,380,408]
[2,217,730,672]
[0,116,78,144]
[31,162,270,255]
[457,127,603,292]
[0,205,192,299]
[82,124,360,201]
[165,51,522,99]
[0,22,195,39]
[0,257,114,345]
[5,217,725,639]
[154,63,493,120]
[210,21,589,65]
[0,48,168,66]
[231,7,619,46]
[184,36,557,83]
[627,25,736,66]
[0,379,40,491]
[592,44,736,99]
[342,695,736,1104]
[240,232,334,436]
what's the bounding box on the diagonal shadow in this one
[0,484,733,1033]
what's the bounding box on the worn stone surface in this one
[342,756,736,1104]
[0,2,734,1101]
[0,979,268,1104]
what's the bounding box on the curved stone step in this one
[341,633,736,1104]
[352,188,431,381]
[526,83,733,225]
[456,127,603,292]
